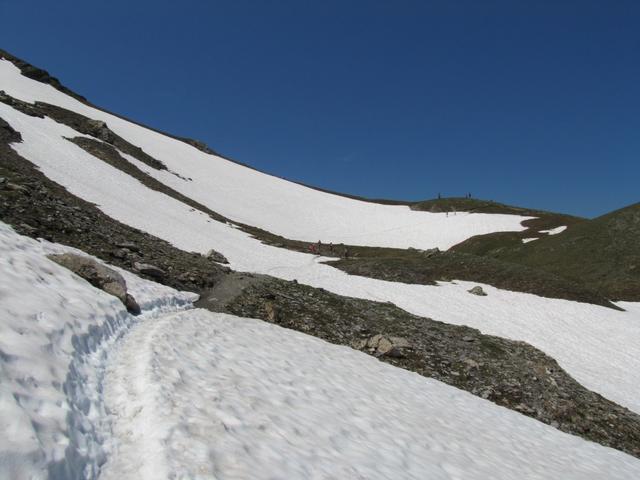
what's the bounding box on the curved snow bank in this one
[540,225,567,235]
[101,309,640,479]
[0,59,530,250]
[0,223,196,479]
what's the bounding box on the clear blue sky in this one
[1,0,638,217]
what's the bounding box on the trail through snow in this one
[0,223,196,479]
[100,309,640,479]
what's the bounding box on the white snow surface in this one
[0,58,530,250]
[540,225,567,235]
[522,237,539,243]
[2,95,640,416]
[0,223,196,479]
[100,309,640,480]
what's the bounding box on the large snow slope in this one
[0,223,196,479]
[0,58,529,250]
[2,93,640,417]
[3,224,640,479]
[100,309,640,480]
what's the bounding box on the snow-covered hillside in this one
[3,52,640,479]
[2,74,640,415]
[2,223,640,479]
[0,58,530,250]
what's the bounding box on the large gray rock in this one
[355,334,411,358]
[48,253,140,314]
[134,262,166,279]
[468,285,487,296]
[205,249,229,264]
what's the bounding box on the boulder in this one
[125,293,141,315]
[115,241,140,252]
[133,261,166,279]
[205,249,229,264]
[355,334,411,358]
[423,247,440,258]
[48,253,140,314]
[468,285,487,296]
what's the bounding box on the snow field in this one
[0,223,196,479]
[101,309,640,479]
[3,98,640,417]
[0,58,530,250]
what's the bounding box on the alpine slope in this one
[2,53,640,479]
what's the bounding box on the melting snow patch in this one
[540,225,567,235]
[522,237,539,243]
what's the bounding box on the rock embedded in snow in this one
[48,252,141,313]
[205,248,229,264]
[468,285,488,296]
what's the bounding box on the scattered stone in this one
[205,249,229,264]
[133,262,166,279]
[468,285,487,296]
[462,335,475,342]
[355,334,411,358]
[424,247,440,258]
[463,358,480,369]
[5,182,29,193]
[125,293,141,316]
[116,241,140,252]
[264,301,278,322]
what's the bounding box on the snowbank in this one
[0,222,195,479]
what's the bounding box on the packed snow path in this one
[0,223,196,479]
[100,309,640,479]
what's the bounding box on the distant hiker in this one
[343,246,349,258]
[308,243,317,254]
[329,242,334,253]
[317,240,322,253]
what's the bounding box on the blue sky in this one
[1,0,638,217]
